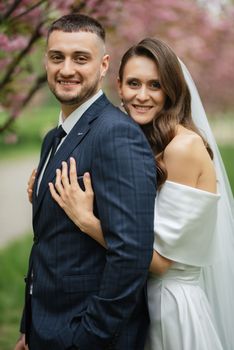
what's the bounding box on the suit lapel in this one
[33,94,110,219]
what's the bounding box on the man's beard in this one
[50,79,100,107]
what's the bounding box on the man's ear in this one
[44,53,48,71]
[101,54,110,78]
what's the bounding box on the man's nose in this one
[136,87,149,102]
[60,59,76,76]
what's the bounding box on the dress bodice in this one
[154,181,220,267]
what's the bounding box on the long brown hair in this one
[119,38,213,187]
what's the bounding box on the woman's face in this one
[118,55,166,125]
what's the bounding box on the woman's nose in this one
[136,87,149,102]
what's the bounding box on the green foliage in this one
[0,100,59,159]
[219,144,234,195]
[0,235,32,350]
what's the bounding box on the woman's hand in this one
[48,157,95,232]
[14,333,28,350]
[27,168,37,203]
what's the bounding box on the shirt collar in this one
[58,89,103,135]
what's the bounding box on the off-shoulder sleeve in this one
[154,181,220,266]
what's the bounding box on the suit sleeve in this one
[73,119,157,349]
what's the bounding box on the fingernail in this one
[84,172,90,178]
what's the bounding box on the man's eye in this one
[74,56,88,63]
[51,56,63,62]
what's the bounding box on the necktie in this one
[36,126,66,195]
[47,125,67,164]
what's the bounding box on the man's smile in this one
[57,79,81,85]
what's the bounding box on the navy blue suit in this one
[21,94,156,350]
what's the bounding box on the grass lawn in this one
[219,144,234,195]
[0,235,32,350]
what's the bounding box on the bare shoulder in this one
[164,127,211,186]
[164,130,207,162]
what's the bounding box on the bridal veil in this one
[181,61,234,349]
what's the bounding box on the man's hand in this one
[14,333,28,350]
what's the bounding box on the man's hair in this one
[47,13,105,42]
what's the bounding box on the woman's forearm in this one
[81,217,173,275]
[80,215,107,248]
[149,250,173,275]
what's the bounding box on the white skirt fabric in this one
[145,264,223,350]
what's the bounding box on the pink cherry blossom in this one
[1,0,234,134]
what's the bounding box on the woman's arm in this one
[82,211,173,275]
[26,158,173,275]
[150,250,173,275]
[49,157,173,275]
[80,213,173,275]
[80,211,173,275]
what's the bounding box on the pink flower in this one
[0,34,28,52]
[4,133,18,145]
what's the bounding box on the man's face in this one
[45,30,109,114]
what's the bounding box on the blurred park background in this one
[0,0,233,349]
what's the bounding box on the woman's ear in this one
[117,77,123,99]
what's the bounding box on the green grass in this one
[219,144,234,194]
[0,235,32,350]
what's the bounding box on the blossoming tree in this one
[0,0,233,134]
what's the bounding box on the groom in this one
[15,14,156,350]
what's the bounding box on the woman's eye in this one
[151,81,161,89]
[127,80,140,87]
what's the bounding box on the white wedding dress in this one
[145,180,223,350]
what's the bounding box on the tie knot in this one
[55,125,67,140]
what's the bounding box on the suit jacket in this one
[21,94,157,350]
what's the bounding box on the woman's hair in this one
[119,38,213,187]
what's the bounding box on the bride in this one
[29,38,234,349]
